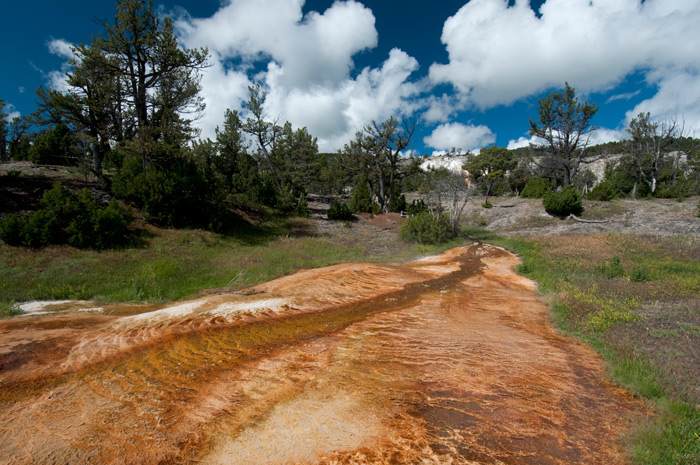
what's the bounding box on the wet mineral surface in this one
[0,244,642,464]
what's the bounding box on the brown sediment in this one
[0,244,643,464]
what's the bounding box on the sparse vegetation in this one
[487,232,700,465]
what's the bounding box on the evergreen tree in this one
[529,83,598,186]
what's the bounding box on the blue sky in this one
[2,0,699,155]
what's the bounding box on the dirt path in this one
[0,245,642,464]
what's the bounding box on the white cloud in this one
[424,122,495,152]
[429,0,700,109]
[194,54,252,141]
[177,1,421,150]
[46,38,75,92]
[2,102,20,122]
[625,71,700,133]
[177,0,376,90]
[506,136,534,150]
[606,90,641,103]
[588,127,629,145]
[47,38,75,60]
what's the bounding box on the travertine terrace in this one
[0,244,642,464]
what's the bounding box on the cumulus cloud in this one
[429,0,700,112]
[176,0,420,150]
[2,102,20,122]
[423,122,496,152]
[506,136,534,150]
[177,0,376,89]
[263,48,421,150]
[45,38,75,92]
[625,71,700,132]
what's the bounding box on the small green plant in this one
[516,261,532,274]
[0,301,22,318]
[371,203,382,215]
[598,256,625,279]
[327,198,354,221]
[587,180,615,201]
[543,185,583,217]
[629,266,653,282]
[520,177,552,198]
[388,194,406,213]
[481,201,493,208]
[4,169,21,178]
[399,212,452,244]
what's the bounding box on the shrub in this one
[399,212,452,244]
[629,266,652,283]
[327,198,354,221]
[521,177,552,198]
[371,203,382,215]
[482,201,493,209]
[598,256,625,279]
[349,174,372,213]
[588,180,616,201]
[0,183,132,249]
[543,185,583,217]
[388,194,406,213]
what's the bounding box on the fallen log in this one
[566,214,610,224]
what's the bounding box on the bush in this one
[629,266,652,283]
[598,256,625,279]
[543,185,583,217]
[0,183,132,249]
[521,177,552,198]
[388,194,406,213]
[481,201,493,209]
[588,180,616,201]
[399,212,452,244]
[327,198,354,221]
[349,174,372,213]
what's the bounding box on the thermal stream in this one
[0,244,642,464]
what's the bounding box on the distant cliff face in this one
[419,155,469,174]
[418,151,689,187]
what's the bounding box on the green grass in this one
[475,229,700,465]
[0,221,462,309]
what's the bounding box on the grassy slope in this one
[479,230,700,465]
[0,218,462,311]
